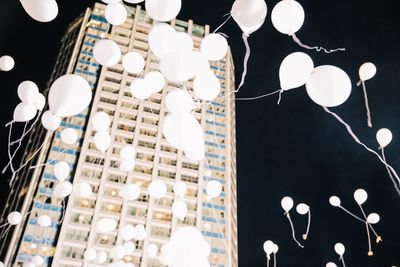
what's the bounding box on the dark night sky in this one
[0,0,400,266]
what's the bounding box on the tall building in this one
[0,3,237,267]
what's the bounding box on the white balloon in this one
[130,78,151,100]
[74,182,93,198]
[19,0,58,22]
[0,55,15,71]
[94,132,111,153]
[359,62,377,82]
[18,81,39,105]
[191,51,210,76]
[95,251,108,264]
[110,245,126,260]
[119,157,136,172]
[353,189,368,205]
[366,213,380,224]
[34,93,46,111]
[326,263,337,267]
[272,243,279,254]
[148,24,177,59]
[145,0,182,22]
[145,71,165,93]
[279,52,314,90]
[193,71,221,101]
[120,145,136,159]
[133,224,146,240]
[329,196,341,207]
[120,224,135,241]
[38,214,51,227]
[93,39,121,67]
[31,255,45,266]
[271,0,304,35]
[305,65,352,107]
[184,146,205,161]
[160,50,196,83]
[92,112,111,132]
[48,74,92,117]
[165,90,194,114]
[239,20,265,35]
[263,240,274,255]
[13,103,37,122]
[172,200,188,220]
[122,52,145,74]
[60,128,78,145]
[105,2,127,25]
[119,184,141,201]
[206,180,222,199]
[148,180,167,199]
[376,128,392,148]
[0,262,3,267]
[201,34,228,61]
[147,243,158,258]
[53,181,73,198]
[231,0,268,28]
[53,161,70,181]
[41,110,61,131]
[97,218,117,233]
[296,203,309,215]
[7,211,22,225]
[84,248,97,261]
[173,181,186,197]
[124,241,136,254]
[281,196,294,212]
[163,114,204,151]
[124,0,144,3]
[334,243,345,256]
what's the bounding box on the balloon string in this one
[358,204,381,241]
[338,206,365,223]
[273,252,277,267]
[9,132,49,186]
[4,121,15,175]
[303,210,311,240]
[323,107,400,194]
[340,256,346,267]
[267,258,270,267]
[286,212,304,248]
[1,224,11,239]
[365,221,372,255]
[213,14,232,34]
[234,33,251,93]
[4,121,28,174]
[277,90,283,105]
[360,81,372,128]
[235,89,281,101]
[381,148,400,196]
[291,34,346,54]
[9,111,41,146]
[30,147,69,169]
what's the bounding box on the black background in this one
[0,0,400,266]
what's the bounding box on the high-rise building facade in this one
[0,3,237,267]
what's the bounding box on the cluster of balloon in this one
[280,196,310,248]
[163,90,205,161]
[92,112,112,153]
[0,55,15,71]
[376,128,400,196]
[231,0,267,92]
[263,240,279,267]
[3,81,46,185]
[160,227,210,266]
[19,0,58,22]
[329,189,382,256]
[172,181,188,220]
[271,0,345,53]
[357,62,377,127]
